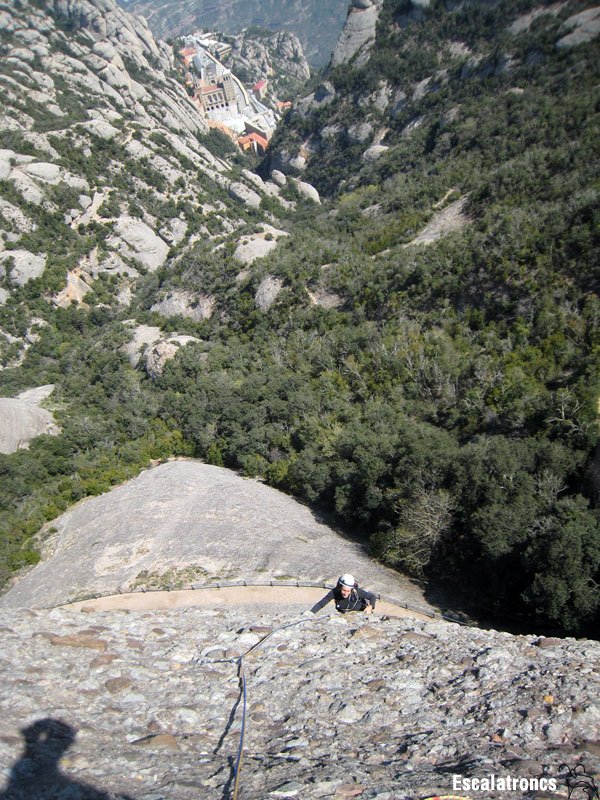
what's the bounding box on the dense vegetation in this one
[1,0,598,635]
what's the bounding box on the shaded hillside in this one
[121,0,349,66]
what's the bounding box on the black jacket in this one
[311,585,377,614]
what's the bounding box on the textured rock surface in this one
[403,197,469,247]
[255,275,285,311]
[150,291,214,321]
[121,324,200,376]
[0,249,46,286]
[556,5,600,48]
[234,226,289,265]
[124,0,349,67]
[331,0,384,68]
[294,179,321,204]
[108,218,170,272]
[0,460,429,610]
[0,604,598,799]
[0,385,59,454]
[224,30,310,100]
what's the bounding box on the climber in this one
[310,573,377,615]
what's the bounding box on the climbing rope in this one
[196,614,334,799]
[231,660,247,800]
[198,611,482,798]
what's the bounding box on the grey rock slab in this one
[270,170,287,187]
[0,397,59,454]
[151,291,214,322]
[255,275,284,311]
[361,145,389,163]
[0,460,430,610]
[228,181,262,209]
[109,217,169,271]
[331,0,384,67]
[0,249,46,286]
[294,179,321,204]
[556,6,600,48]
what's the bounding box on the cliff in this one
[0,603,598,799]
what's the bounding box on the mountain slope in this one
[0,460,430,610]
[0,0,598,637]
[121,0,349,66]
[256,0,600,632]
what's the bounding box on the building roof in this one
[239,132,269,149]
[253,79,267,91]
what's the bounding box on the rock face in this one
[403,196,469,246]
[0,460,428,609]
[556,6,600,48]
[331,0,384,67]
[0,0,280,359]
[224,29,311,100]
[0,250,46,286]
[233,225,289,265]
[121,324,200,376]
[108,217,170,272]
[0,385,59,454]
[0,603,598,799]
[150,290,215,321]
[255,275,285,310]
[124,0,349,67]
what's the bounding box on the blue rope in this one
[232,660,247,800]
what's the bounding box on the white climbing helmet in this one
[338,573,355,588]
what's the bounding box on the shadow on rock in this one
[0,718,135,800]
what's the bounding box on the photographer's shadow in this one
[0,718,134,799]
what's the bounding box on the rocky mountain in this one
[0,0,598,642]
[0,3,599,797]
[221,28,311,102]
[0,0,306,373]
[121,0,349,66]
[264,0,600,191]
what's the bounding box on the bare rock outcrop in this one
[121,323,200,376]
[331,0,385,68]
[293,179,321,204]
[255,275,284,310]
[151,291,214,321]
[0,249,47,286]
[108,218,170,272]
[556,6,600,48]
[224,29,310,99]
[403,196,469,247]
[0,460,429,610]
[0,385,59,454]
[233,225,289,265]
